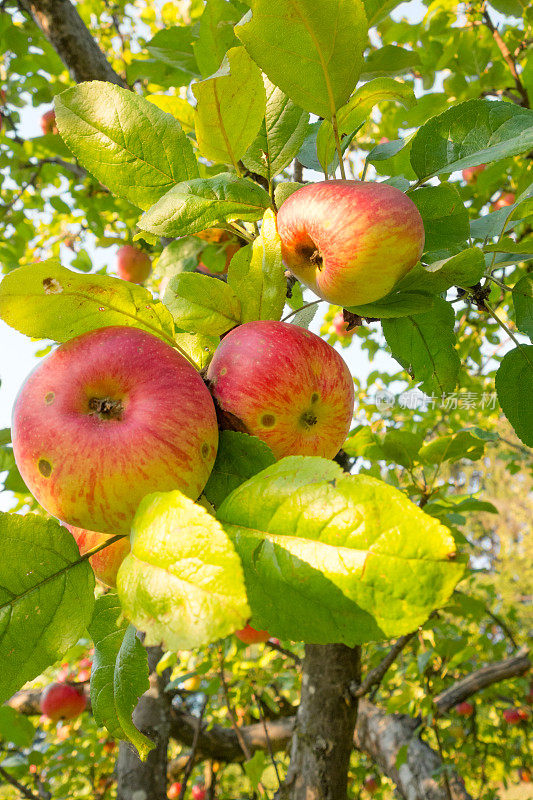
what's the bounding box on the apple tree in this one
[0,0,531,798]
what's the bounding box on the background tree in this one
[0,1,532,799]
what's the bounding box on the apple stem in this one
[482,299,533,368]
[331,113,347,180]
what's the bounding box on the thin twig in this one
[482,9,529,107]
[0,765,41,800]
[432,719,454,800]
[267,640,302,665]
[252,687,282,788]
[178,697,209,800]
[351,631,417,698]
[217,648,252,761]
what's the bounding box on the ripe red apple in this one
[40,683,86,721]
[168,783,182,799]
[117,245,152,284]
[192,786,206,800]
[462,164,485,184]
[491,192,515,211]
[67,525,130,588]
[207,321,354,460]
[276,181,424,307]
[235,624,270,644]
[503,707,524,725]
[364,775,380,794]
[455,701,474,717]
[197,242,241,276]
[12,326,218,534]
[41,109,58,136]
[519,767,532,783]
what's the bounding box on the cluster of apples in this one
[11,179,425,626]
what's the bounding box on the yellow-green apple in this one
[207,321,354,459]
[67,524,130,588]
[276,181,424,307]
[12,326,218,534]
[41,109,58,135]
[117,245,152,284]
[41,682,86,721]
[462,164,485,183]
[235,624,270,644]
[491,192,515,210]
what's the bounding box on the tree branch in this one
[434,647,531,715]
[18,0,127,87]
[351,631,417,699]
[482,9,529,107]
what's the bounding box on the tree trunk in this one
[277,644,361,800]
[116,646,172,800]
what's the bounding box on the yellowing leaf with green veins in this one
[192,47,266,168]
[317,78,415,172]
[174,331,220,370]
[145,94,195,132]
[117,491,250,650]
[227,209,286,322]
[164,273,241,336]
[0,260,176,345]
[236,0,367,120]
[55,81,198,210]
[217,457,465,645]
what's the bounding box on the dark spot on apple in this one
[38,459,52,477]
[44,392,55,405]
[310,250,323,270]
[261,414,276,428]
[310,392,319,404]
[201,443,210,458]
[300,410,318,429]
[88,397,124,421]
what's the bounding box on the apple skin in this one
[207,321,354,460]
[333,312,353,338]
[12,326,219,534]
[364,775,379,794]
[168,783,182,799]
[192,786,206,800]
[41,109,58,135]
[40,682,87,721]
[503,707,525,724]
[519,768,532,783]
[462,164,485,183]
[491,192,515,211]
[235,624,270,644]
[455,701,474,717]
[67,524,130,588]
[276,181,424,307]
[117,245,152,284]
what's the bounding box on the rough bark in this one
[277,644,361,800]
[434,647,530,714]
[18,0,127,87]
[116,646,173,800]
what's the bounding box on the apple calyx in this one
[88,396,124,421]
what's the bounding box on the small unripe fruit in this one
[455,701,474,717]
[40,683,86,721]
[117,245,152,284]
[207,321,354,460]
[276,180,424,307]
[235,624,270,644]
[41,109,58,135]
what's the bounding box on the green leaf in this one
[203,431,276,509]
[217,457,465,644]
[117,491,250,650]
[381,430,423,468]
[138,173,272,238]
[55,81,199,210]
[244,751,267,790]
[317,78,415,173]
[419,431,486,465]
[410,185,469,251]
[495,346,533,447]
[156,238,204,279]
[342,427,386,460]
[192,47,266,167]
[484,236,533,255]
[274,181,306,209]
[0,513,94,706]
[394,249,486,295]
[163,272,241,336]
[146,26,200,77]
[236,0,367,119]
[0,707,35,748]
[0,260,175,345]
[512,275,533,339]
[361,0,401,25]
[382,297,460,394]
[361,45,421,78]
[410,99,533,181]
[174,331,220,371]
[194,0,242,77]
[242,78,309,181]
[227,209,286,322]
[347,290,434,319]
[89,594,154,760]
